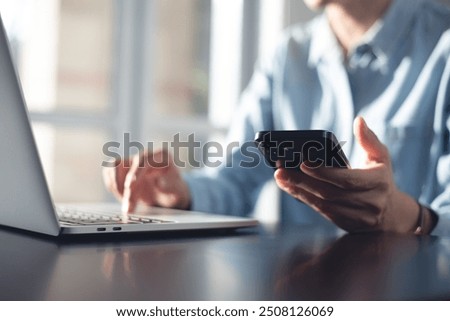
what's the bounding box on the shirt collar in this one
[308,0,423,68]
[308,14,342,67]
[366,0,422,67]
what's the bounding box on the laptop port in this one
[112,227,122,231]
[97,228,106,232]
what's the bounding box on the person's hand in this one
[103,150,191,213]
[274,117,420,233]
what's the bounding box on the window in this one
[0,0,114,202]
[0,0,214,202]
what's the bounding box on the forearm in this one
[183,164,273,216]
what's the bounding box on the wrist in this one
[388,189,420,233]
[414,205,439,235]
[178,181,192,210]
[390,189,439,235]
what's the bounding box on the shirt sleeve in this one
[182,43,285,216]
[428,58,450,234]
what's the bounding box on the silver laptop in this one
[0,14,257,236]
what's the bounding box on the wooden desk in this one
[1,224,449,300]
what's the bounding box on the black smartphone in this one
[254,130,350,170]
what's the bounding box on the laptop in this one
[0,14,258,236]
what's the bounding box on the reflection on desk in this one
[0,225,449,300]
[275,233,450,300]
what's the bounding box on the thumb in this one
[354,116,389,164]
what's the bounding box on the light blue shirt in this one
[184,0,450,232]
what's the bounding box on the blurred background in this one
[0,0,448,209]
[0,0,315,205]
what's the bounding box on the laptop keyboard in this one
[57,207,171,226]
